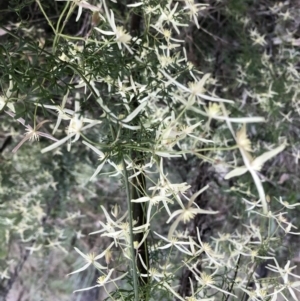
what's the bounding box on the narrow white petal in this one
[52,116,62,135]
[166,209,182,224]
[120,123,141,130]
[155,151,181,157]
[90,160,106,181]
[224,166,248,179]
[94,242,114,260]
[41,134,75,153]
[94,28,115,35]
[154,231,169,242]
[80,2,99,11]
[82,140,104,157]
[121,101,147,123]
[195,208,219,215]
[131,196,150,203]
[250,168,267,214]
[74,285,99,293]
[127,2,143,7]
[112,271,128,282]
[251,143,286,171]
[74,247,88,259]
[12,136,30,153]
[188,185,209,206]
[100,205,115,225]
[239,147,268,214]
[158,244,172,250]
[7,103,15,113]
[37,132,59,142]
[162,280,186,301]
[189,106,265,123]
[93,262,107,270]
[215,116,265,123]
[81,121,100,131]
[109,10,117,31]
[187,134,214,143]
[67,262,91,275]
[76,6,82,22]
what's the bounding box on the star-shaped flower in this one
[5,111,58,153]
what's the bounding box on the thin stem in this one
[104,286,118,301]
[122,156,140,301]
[52,1,73,52]
[34,104,38,129]
[225,254,241,301]
[35,0,56,33]
[109,123,139,301]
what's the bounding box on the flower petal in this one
[251,143,286,171]
[41,134,75,153]
[90,160,106,181]
[82,140,104,157]
[67,262,91,275]
[121,101,147,123]
[74,285,99,293]
[224,166,248,179]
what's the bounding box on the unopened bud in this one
[92,12,101,27]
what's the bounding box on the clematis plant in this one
[3,0,299,300]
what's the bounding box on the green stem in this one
[109,123,139,301]
[52,2,74,52]
[122,156,140,301]
[35,0,56,33]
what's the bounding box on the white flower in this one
[166,185,218,239]
[160,69,233,103]
[155,1,188,34]
[195,227,224,266]
[225,143,286,179]
[184,262,235,297]
[138,254,187,301]
[4,111,58,153]
[131,194,173,228]
[267,260,300,301]
[242,198,262,211]
[74,269,128,293]
[41,101,100,153]
[89,205,128,246]
[68,242,114,275]
[278,196,300,209]
[0,268,10,280]
[154,231,191,254]
[250,28,267,46]
[94,7,133,53]
[183,0,208,28]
